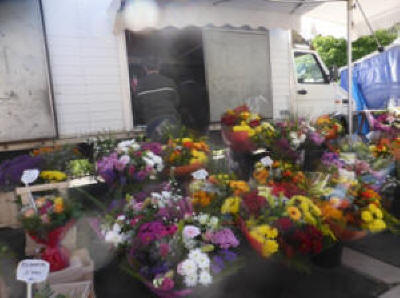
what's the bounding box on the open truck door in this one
[0,0,56,143]
[293,50,336,119]
[203,28,273,122]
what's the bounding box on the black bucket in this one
[312,242,343,268]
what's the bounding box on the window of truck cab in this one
[294,52,329,84]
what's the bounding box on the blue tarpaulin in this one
[340,45,400,134]
[340,45,400,110]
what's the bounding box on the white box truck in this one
[0,0,343,150]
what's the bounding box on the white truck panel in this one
[269,29,293,119]
[41,0,132,137]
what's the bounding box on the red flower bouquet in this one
[19,195,80,271]
[221,105,261,153]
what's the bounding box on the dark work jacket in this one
[178,80,210,132]
[134,73,180,125]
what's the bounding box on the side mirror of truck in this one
[329,65,338,82]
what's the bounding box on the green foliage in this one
[352,30,397,61]
[67,159,94,178]
[311,29,397,68]
[34,283,67,298]
[311,35,347,68]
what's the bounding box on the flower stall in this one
[1,103,400,297]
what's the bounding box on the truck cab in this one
[292,49,339,119]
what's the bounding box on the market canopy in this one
[302,0,400,39]
[113,0,324,32]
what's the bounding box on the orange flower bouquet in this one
[164,137,210,177]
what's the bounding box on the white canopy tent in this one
[115,0,324,32]
[302,0,400,39]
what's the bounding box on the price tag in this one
[191,169,209,180]
[21,169,39,185]
[338,168,356,181]
[339,153,356,165]
[260,156,273,168]
[17,259,49,284]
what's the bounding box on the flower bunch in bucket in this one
[237,189,336,269]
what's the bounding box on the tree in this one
[311,29,397,68]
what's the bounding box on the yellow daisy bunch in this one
[233,121,255,137]
[249,224,279,258]
[287,195,322,226]
[40,170,67,182]
[361,203,386,232]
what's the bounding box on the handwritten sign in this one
[17,259,49,284]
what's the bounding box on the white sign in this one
[338,168,356,181]
[339,153,356,165]
[21,169,39,185]
[191,169,209,180]
[260,156,273,168]
[17,259,49,284]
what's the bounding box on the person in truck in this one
[134,57,181,141]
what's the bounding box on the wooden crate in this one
[0,277,9,298]
[0,191,19,228]
[15,182,69,206]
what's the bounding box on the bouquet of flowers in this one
[370,107,400,135]
[253,158,306,198]
[96,139,164,193]
[238,190,336,269]
[164,137,209,177]
[309,115,343,146]
[318,175,392,240]
[101,183,240,296]
[270,119,309,163]
[18,195,81,271]
[189,172,248,221]
[220,105,261,152]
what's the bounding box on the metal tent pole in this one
[347,0,353,135]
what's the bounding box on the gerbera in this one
[287,206,301,221]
